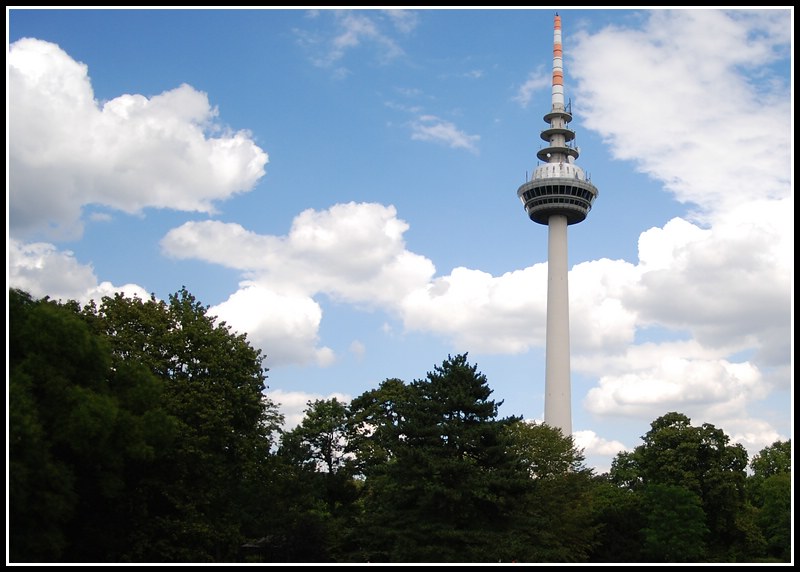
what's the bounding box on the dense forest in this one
[8,287,792,563]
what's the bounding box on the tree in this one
[501,421,600,562]
[504,419,586,478]
[80,287,284,562]
[351,354,524,563]
[8,289,178,562]
[747,439,791,507]
[639,484,708,562]
[747,440,791,561]
[587,476,646,563]
[280,398,352,475]
[347,378,414,475]
[755,473,791,561]
[9,290,83,561]
[276,398,360,562]
[609,412,757,561]
[749,439,791,478]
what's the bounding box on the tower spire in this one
[515,14,599,437]
[551,12,564,112]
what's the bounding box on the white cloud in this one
[560,9,791,457]
[159,202,438,366]
[162,202,437,307]
[568,258,640,353]
[628,207,791,362]
[719,416,787,458]
[8,238,149,304]
[513,67,550,108]
[266,389,352,431]
[401,265,548,353]
[300,9,413,71]
[570,9,790,217]
[573,429,629,474]
[410,115,480,153]
[8,37,267,240]
[585,355,765,417]
[209,284,335,368]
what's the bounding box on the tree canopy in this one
[8,288,792,564]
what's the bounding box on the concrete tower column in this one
[545,213,571,435]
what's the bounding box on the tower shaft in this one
[545,214,571,435]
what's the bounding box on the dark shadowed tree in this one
[350,354,524,563]
[639,483,708,562]
[281,398,352,474]
[586,475,646,563]
[10,289,91,562]
[347,377,414,475]
[8,289,178,562]
[81,287,284,562]
[276,398,360,561]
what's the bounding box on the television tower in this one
[516,13,598,436]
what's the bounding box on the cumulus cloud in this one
[628,211,791,362]
[573,429,629,474]
[401,266,548,353]
[8,238,149,304]
[162,202,437,307]
[570,9,790,217]
[8,37,267,240]
[563,9,790,451]
[585,356,765,417]
[159,203,435,367]
[267,389,352,431]
[209,284,336,368]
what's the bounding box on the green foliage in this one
[347,377,415,474]
[744,439,791,561]
[505,419,586,478]
[350,354,525,563]
[747,439,791,507]
[639,484,708,562]
[280,398,351,474]
[9,287,284,563]
[756,472,791,561]
[12,284,784,564]
[749,439,791,478]
[84,287,284,562]
[587,477,646,562]
[608,412,768,561]
[275,398,361,562]
[608,450,643,490]
[501,422,599,562]
[343,354,598,563]
[8,288,175,562]
[9,369,77,562]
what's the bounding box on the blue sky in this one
[8,8,793,473]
